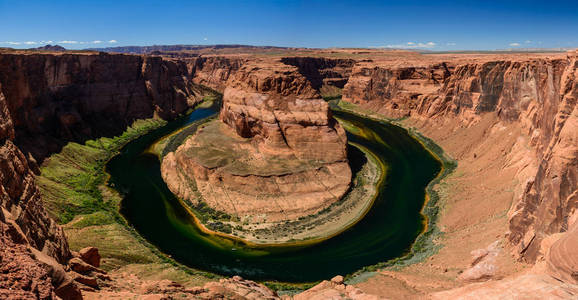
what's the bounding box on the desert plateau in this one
[1,1,577,299]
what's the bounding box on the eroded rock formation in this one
[342,50,578,289]
[220,59,348,161]
[163,59,351,223]
[342,62,452,118]
[280,57,356,90]
[190,56,246,91]
[0,51,203,298]
[0,52,200,160]
[1,47,577,299]
[0,82,87,299]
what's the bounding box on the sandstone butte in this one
[162,58,351,225]
[0,47,576,299]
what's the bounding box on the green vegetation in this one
[320,85,343,101]
[191,202,234,233]
[323,95,342,101]
[37,117,218,284]
[148,91,221,158]
[332,99,458,283]
[331,99,407,122]
[65,211,116,229]
[38,118,167,223]
[264,281,318,295]
[161,116,217,157]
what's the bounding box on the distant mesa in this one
[31,44,67,51]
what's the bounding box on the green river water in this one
[107,104,441,282]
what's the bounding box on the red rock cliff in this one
[1,82,80,299]
[0,52,203,298]
[0,52,198,160]
[280,57,356,90]
[189,56,246,92]
[220,59,348,161]
[342,53,578,276]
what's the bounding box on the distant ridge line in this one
[85,44,294,54]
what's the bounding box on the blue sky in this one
[1,0,577,50]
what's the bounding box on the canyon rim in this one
[1,1,578,299]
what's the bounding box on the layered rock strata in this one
[188,55,356,94]
[189,56,246,91]
[163,59,351,223]
[342,51,578,283]
[220,60,348,161]
[0,52,199,160]
[1,48,576,298]
[0,83,99,299]
[342,62,452,118]
[0,51,202,298]
[280,57,356,90]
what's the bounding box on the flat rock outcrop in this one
[547,210,578,284]
[458,241,501,282]
[83,274,383,300]
[292,275,382,300]
[430,273,578,299]
[163,59,351,223]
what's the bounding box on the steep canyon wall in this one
[342,52,578,282]
[1,49,576,297]
[220,59,348,161]
[0,53,198,160]
[0,52,201,298]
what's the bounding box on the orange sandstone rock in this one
[163,59,351,223]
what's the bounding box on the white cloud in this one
[1,39,110,47]
[108,40,118,43]
[525,40,532,44]
[509,42,521,47]
[203,37,208,41]
[446,42,457,46]
[381,41,437,49]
